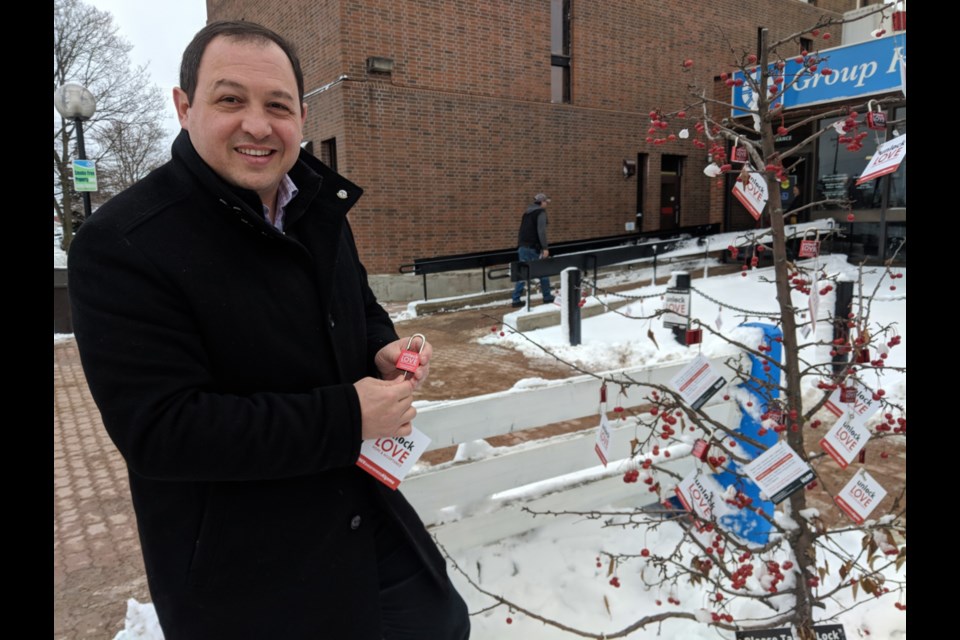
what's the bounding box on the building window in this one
[815,116,885,210]
[551,0,570,103]
[320,138,338,172]
[888,106,906,208]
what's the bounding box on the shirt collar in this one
[263,174,299,231]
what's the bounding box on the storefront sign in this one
[732,34,907,113]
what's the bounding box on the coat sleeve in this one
[68,220,367,483]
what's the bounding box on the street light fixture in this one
[54,83,97,247]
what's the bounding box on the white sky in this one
[108,245,907,639]
[85,0,208,148]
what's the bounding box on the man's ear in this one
[300,102,308,126]
[173,87,191,129]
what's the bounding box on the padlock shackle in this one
[404,333,427,353]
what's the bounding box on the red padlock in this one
[732,145,749,164]
[395,333,426,378]
[685,328,703,345]
[866,100,886,130]
[692,439,710,461]
[840,386,857,404]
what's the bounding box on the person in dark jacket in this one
[511,193,556,307]
[68,21,469,639]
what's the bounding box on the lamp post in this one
[54,82,97,251]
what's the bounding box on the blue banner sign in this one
[731,34,905,115]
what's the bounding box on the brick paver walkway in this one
[54,339,151,639]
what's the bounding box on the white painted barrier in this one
[404,356,740,552]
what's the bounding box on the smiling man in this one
[68,21,469,639]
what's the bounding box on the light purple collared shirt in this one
[263,174,299,232]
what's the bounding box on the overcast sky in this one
[86,0,208,147]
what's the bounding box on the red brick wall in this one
[206,0,857,273]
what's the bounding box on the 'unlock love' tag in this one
[358,427,431,489]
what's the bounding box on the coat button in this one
[337,189,348,200]
[350,515,362,530]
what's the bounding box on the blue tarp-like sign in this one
[731,33,906,115]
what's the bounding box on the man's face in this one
[173,36,306,211]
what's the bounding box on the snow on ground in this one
[110,245,906,639]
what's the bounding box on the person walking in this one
[512,192,556,307]
[68,20,469,640]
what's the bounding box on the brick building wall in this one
[206,0,858,274]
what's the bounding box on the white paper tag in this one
[594,414,612,467]
[357,426,431,490]
[670,354,726,410]
[819,380,881,469]
[819,414,872,470]
[743,440,815,504]
[835,470,888,524]
[823,379,881,428]
[674,469,738,531]
[808,277,819,334]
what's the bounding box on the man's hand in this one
[540,249,550,258]
[354,376,417,439]
[373,337,432,389]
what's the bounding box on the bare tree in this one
[54,0,169,251]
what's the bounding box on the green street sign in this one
[73,159,98,192]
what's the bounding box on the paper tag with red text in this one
[594,414,612,467]
[819,380,881,469]
[742,440,815,504]
[357,426,431,490]
[835,470,887,524]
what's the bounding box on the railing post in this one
[560,267,582,346]
[667,271,692,345]
[833,280,854,374]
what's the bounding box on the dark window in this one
[551,0,571,103]
[814,113,905,211]
[888,107,906,208]
[320,138,337,172]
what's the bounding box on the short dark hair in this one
[179,20,305,105]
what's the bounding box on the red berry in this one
[506,617,513,624]
[610,576,621,588]
[641,548,650,557]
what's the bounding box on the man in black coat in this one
[68,21,469,639]
[511,193,556,307]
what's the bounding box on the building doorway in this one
[660,155,683,230]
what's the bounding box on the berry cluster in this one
[710,611,735,624]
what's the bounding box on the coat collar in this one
[170,130,364,230]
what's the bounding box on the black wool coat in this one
[68,131,446,639]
